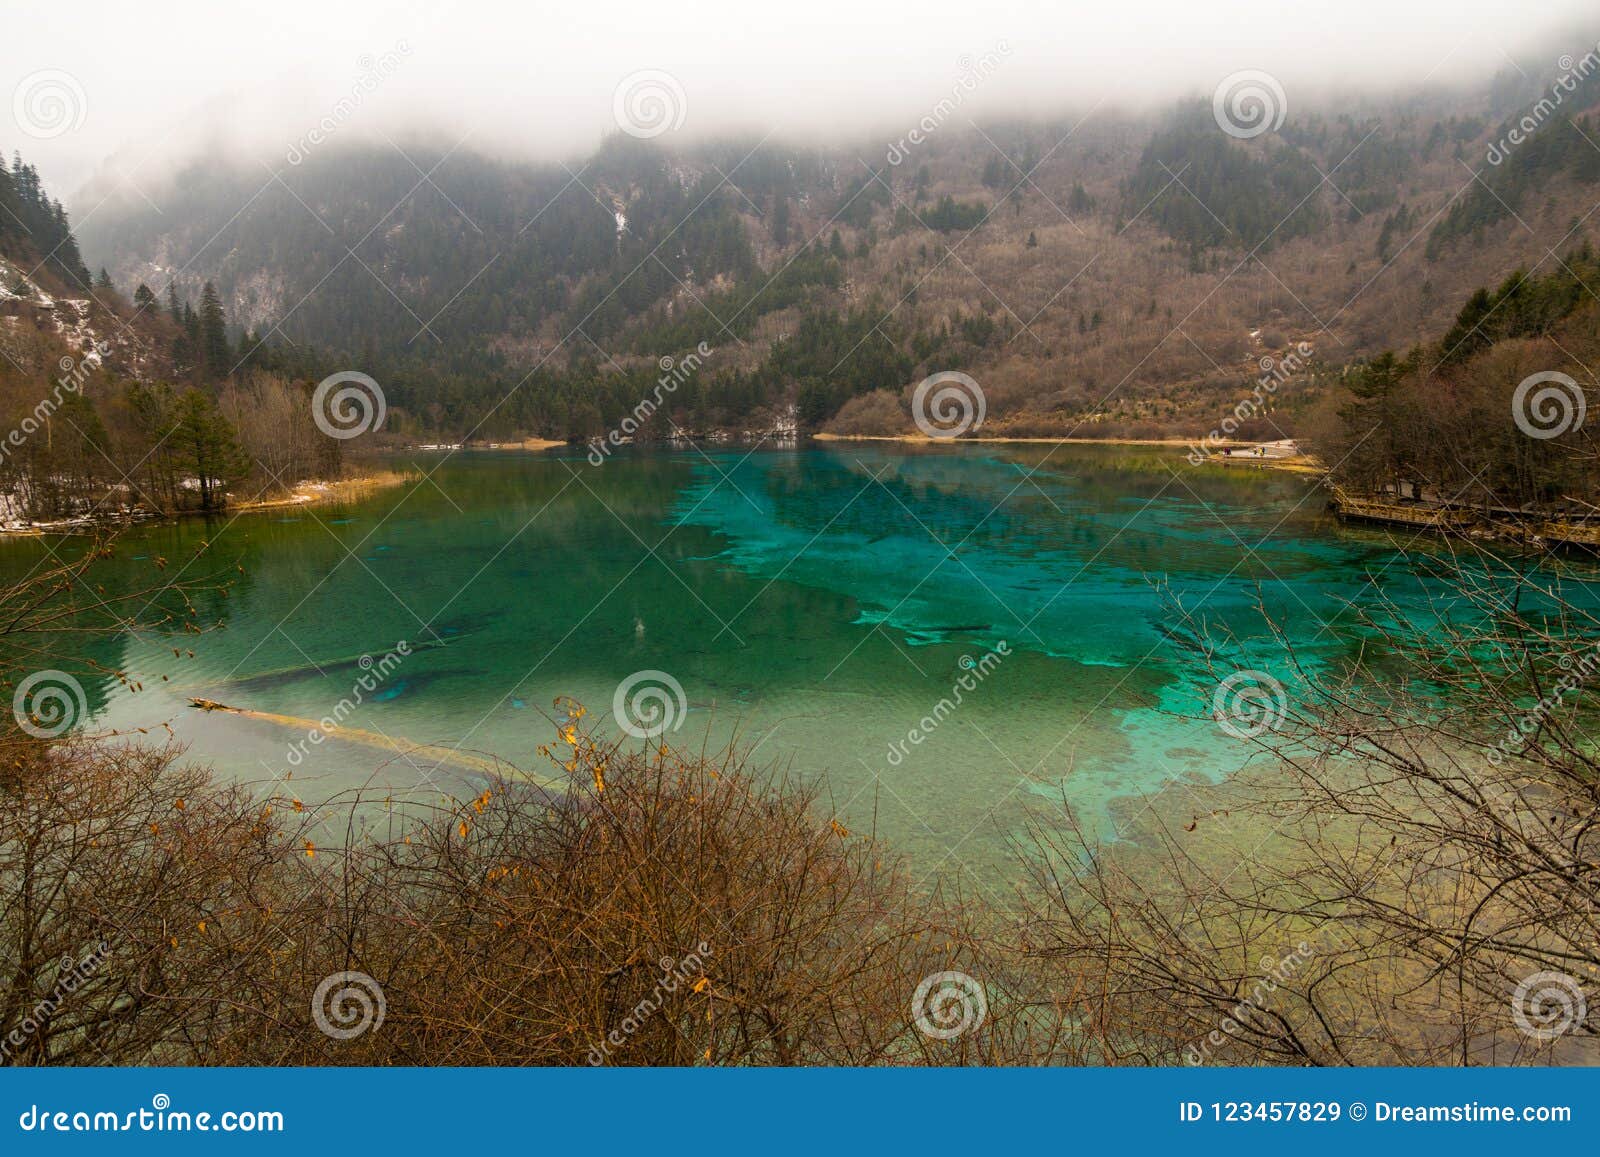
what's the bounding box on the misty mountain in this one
[66,53,1600,442]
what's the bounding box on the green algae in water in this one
[0,443,1577,884]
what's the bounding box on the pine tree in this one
[1337,350,1415,499]
[198,281,230,377]
[175,388,249,511]
[89,268,116,310]
[50,201,90,288]
[173,298,200,374]
[128,382,182,510]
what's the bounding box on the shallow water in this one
[0,443,1492,883]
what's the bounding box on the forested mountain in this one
[1121,106,1330,254]
[53,35,1600,443]
[0,147,348,527]
[1,154,91,292]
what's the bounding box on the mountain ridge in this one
[35,41,1600,442]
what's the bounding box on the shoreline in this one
[812,431,1327,475]
[812,431,1205,446]
[227,470,415,515]
[406,438,565,453]
[0,470,414,538]
[805,439,1592,547]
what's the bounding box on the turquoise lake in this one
[0,443,1474,885]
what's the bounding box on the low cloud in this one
[2,0,1593,201]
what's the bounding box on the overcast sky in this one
[3,0,1595,202]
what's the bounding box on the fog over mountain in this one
[2,0,1594,197]
[7,0,1600,452]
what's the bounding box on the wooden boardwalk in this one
[1325,484,1600,548]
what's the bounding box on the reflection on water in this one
[0,443,1546,882]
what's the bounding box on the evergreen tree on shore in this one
[199,281,230,377]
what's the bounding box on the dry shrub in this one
[286,708,1026,1065]
[0,734,316,1065]
[826,388,907,436]
[3,706,1071,1065]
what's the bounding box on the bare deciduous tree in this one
[1021,544,1600,1065]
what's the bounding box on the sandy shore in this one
[813,431,1327,475]
[812,432,1204,446]
[1216,456,1326,476]
[408,438,565,452]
